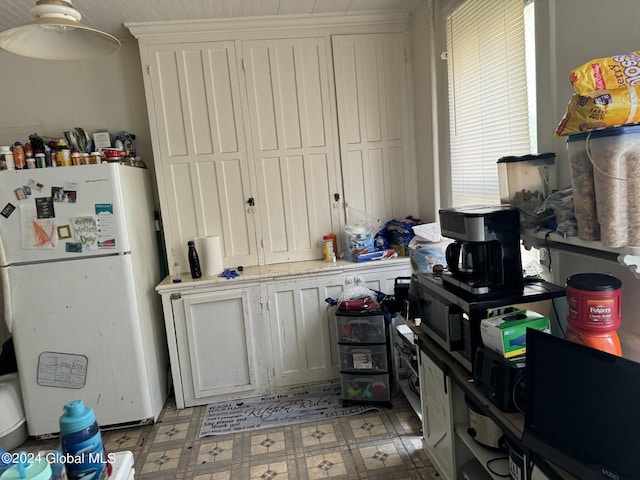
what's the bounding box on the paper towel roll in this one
[195,236,224,277]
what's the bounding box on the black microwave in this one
[408,273,474,371]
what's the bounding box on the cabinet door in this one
[242,38,342,264]
[419,350,455,480]
[354,261,412,295]
[267,275,344,387]
[146,42,258,268]
[171,286,266,407]
[332,33,417,229]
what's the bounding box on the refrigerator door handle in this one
[0,268,11,333]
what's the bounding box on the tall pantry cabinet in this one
[128,13,417,405]
[127,12,417,270]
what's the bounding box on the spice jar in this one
[89,152,102,164]
[0,146,14,171]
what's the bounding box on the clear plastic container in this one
[335,313,385,343]
[587,125,640,247]
[497,152,556,227]
[338,345,388,372]
[0,146,14,171]
[340,373,390,401]
[567,133,600,241]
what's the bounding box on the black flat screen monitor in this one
[522,328,640,480]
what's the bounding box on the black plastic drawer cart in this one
[335,308,392,408]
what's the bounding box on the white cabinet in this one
[242,38,342,264]
[130,15,417,270]
[168,284,269,408]
[267,274,344,388]
[332,33,417,229]
[419,349,456,480]
[158,258,412,408]
[146,42,258,269]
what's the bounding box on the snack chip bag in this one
[570,51,640,95]
[555,86,640,137]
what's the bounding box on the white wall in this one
[540,0,640,187]
[0,40,154,178]
[410,2,439,223]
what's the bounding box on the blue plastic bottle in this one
[58,400,108,480]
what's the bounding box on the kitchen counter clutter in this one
[156,257,411,409]
[521,227,640,279]
[407,321,577,480]
[157,257,409,291]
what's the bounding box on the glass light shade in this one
[0,17,120,61]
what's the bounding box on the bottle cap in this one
[188,241,194,246]
[59,399,97,433]
[0,454,52,480]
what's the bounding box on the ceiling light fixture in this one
[0,0,120,60]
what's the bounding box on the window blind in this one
[445,0,534,207]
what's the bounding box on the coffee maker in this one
[439,205,524,296]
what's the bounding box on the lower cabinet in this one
[159,259,412,408]
[267,275,345,388]
[419,349,457,480]
[168,284,270,408]
[419,348,514,480]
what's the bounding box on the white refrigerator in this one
[0,163,168,437]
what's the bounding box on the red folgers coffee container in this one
[566,273,622,331]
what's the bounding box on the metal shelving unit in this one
[392,320,422,420]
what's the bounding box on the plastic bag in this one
[569,51,640,95]
[537,187,575,224]
[412,222,442,242]
[408,238,451,274]
[336,282,378,311]
[344,207,376,262]
[377,216,421,256]
[555,88,640,137]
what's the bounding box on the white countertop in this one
[156,257,411,293]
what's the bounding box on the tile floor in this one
[18,390,439,479]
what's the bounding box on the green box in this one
[480,310,550,358]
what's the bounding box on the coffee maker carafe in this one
[439,205,523,296]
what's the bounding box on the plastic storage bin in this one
[338,345,388,372]
[567,133,600,241]
[335,313,386,343]
[340,373,391,402]
[497,153,556,227]
[335,309,391,407]
[588,125,640,247]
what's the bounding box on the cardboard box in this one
[480,310,550,358]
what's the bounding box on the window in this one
[445,0,537,207]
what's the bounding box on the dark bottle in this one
[188,241,202,279]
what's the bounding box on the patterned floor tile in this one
[140,447,183,474]
[250,430,286,455]
[299,423,338,446]
[250,460,289,479]
[347,414,389,438]
[154,421,191,444]
[197,438,235,464]
[15,391,434,479]
[358,442,405,471]
[305,451,348,479]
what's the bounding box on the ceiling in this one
[0,0,425,42]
